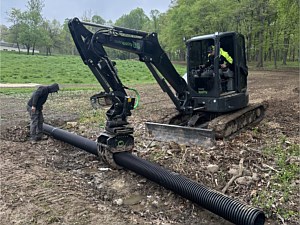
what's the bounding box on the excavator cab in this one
[186,32,249,110]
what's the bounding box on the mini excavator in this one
[68,18,264,162]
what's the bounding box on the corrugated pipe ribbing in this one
[43,124,265,225]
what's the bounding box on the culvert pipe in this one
[43,124,98,155]
[43,123,265,225]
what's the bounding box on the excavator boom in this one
[68,18,193,114]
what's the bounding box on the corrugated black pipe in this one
[43,124,265,225]
[43,124,98,155]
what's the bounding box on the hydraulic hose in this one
[43,123,265,225]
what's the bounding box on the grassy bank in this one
[0,51,186,90]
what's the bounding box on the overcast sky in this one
[1,0,172,26]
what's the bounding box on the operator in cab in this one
[205,45,233,69]
[201,45,234,92]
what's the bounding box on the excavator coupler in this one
[97,131,134,169]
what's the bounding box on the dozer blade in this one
[145,122,215,147]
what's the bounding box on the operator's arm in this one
[220,49,233,68]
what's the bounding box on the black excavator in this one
[68,18,264,164]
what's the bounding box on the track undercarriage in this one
[146,103,265,146]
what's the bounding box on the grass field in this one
[0,51,186,89]
[1,51,298,94]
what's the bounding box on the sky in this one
[1,0,172,27]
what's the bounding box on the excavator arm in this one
[68,17,196,167]
[68,18,193,118]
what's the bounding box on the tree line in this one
[0,0,299,68]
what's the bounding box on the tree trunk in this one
[26,45,30,55]
[256,4,265,68]
[180,49,185,61]
[32,43,35,55]
[268,47,272,61]
[246,35,251,62]
[282,32,289,65]
[272,45,277,69]
[292,48,295,61]
[16,42,21,54]
[256,30,264,68]
[46,47,52,56]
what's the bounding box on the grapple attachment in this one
[90,92,112,109]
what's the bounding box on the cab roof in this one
[187,32,239,43]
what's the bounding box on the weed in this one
[253,137,300,221]
[79,109,106,128]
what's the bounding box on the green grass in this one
[0,51,186,91]
[78,109,107,128]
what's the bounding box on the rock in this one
[207,164,219,173]
[79,125,86,130]
[123,194,143,205]
[151,200,159,208]
[113,198,123,206]
[243,169,252,176]
[236,176,253,185]
[66,121,78,127]
[252,173,260,181]
[166,150,173,155]
[289,156,300,166]
[162,146,168,151]
[169,141,181,150]
[148,141,158,148]
[228,168,239,176]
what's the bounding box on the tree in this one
[40,19,61,55]
[149,10,161,33]
[115,8,149,30]
[6,8,23,53]
[0,25,9,41]
[58,19,76,55]
[113,8,149,59]
[25,0,45,54]
[158,0,299,65]
[92,15,105,25]
[273,0,299,65]
[9,0,45,55]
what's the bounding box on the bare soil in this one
[1,69,299,225]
